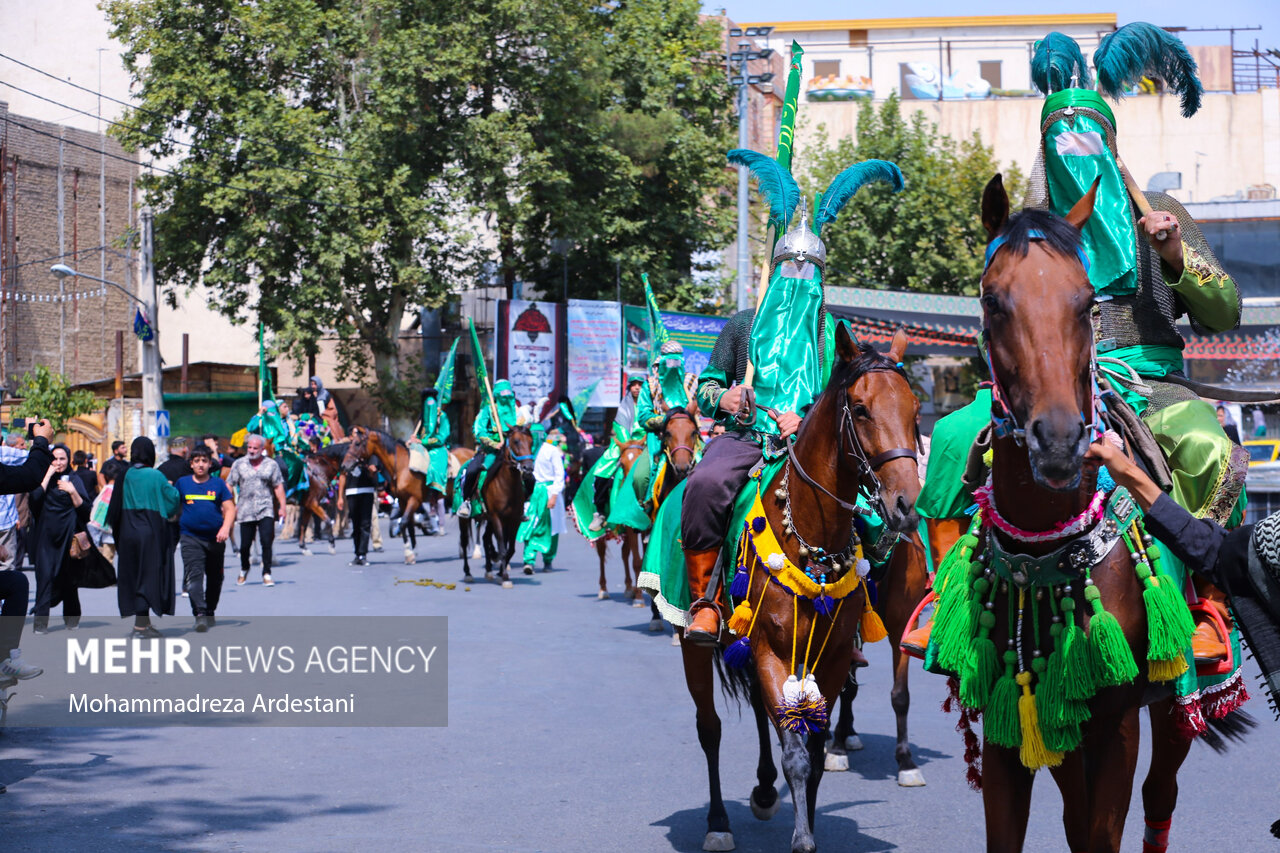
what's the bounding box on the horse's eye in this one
[981,294,1004,315]
[852,404,871,420]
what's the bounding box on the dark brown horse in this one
[465,426,534,587]
[296,443,348,556]
[972,175,1223,852]
[680,325,921,853]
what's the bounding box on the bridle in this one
[661,410,699,473]
[342,428,370,475]
[981,229,1105,447]
[782,364,920,521]
[503,429,535,472]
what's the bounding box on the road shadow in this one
[0,726,389,851]
[829,731,951,782]
[651,798,896,853]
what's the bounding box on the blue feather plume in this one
[813,159,904,230]
[727,148,801,228]
[1031,32,1092,94]
[1094,22,1203,117]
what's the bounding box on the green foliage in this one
[799,94,1025,296]
[12,366,102,434]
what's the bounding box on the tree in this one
[799,94,1025,295]
[12,366,102,434]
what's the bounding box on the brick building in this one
[0,100,140,392]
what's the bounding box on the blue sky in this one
[705,2,1278,48]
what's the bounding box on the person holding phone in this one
[30,444,90,633]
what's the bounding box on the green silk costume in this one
[914,389,993,521]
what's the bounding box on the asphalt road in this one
[3,518,1278,852]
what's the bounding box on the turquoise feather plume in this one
[727,148,800,228]
[1031,32,1092,94]
[813,160,904,230]
[1094,22,1203,117]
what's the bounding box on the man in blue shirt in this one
[176,446,236,631]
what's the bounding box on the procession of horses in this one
[262,26,1279,853]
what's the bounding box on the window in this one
[847,29,868,47]
[813,59,841,79]
[979,60,1002,89]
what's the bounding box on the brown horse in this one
[680,325,921,853]
[971,175,1231,852]
[464,426,534,588]
[598,407,701,627]
[295,442,348,556]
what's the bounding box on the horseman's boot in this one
[685,549,723,647]
[1192,576,1231,665]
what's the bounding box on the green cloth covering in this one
[1146,399,1240,520]
[1165,243,1240,332]
[247,409,290,449]
[1043,113,1136,296]
[916,389,992,520]
[607,450,652,532]
[1097,344,1184,417]
[122,467,180,516]
[1041,89,1136,296]
[517,481,558,566]
[656,355,689,411]
[473,380,518,447]
[747,266,830,434]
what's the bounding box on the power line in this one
[0,245,111,274]
[0,77,376,188]
[4,115,379,214]
[0,50,381,170]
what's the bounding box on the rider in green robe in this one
[457,379,518,518]
[413,387,451,494]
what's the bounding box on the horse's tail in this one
[711,645,753,709]
[1200,707,1258,753]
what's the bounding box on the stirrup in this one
[899,589,937,661]
[685,603,722,647]
[1190,601,1233,677]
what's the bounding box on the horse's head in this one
[980,173,1098,491]
[661,409,699,476]
[505,426,535,476]
[341,426,370,475]
[829,324,922,533]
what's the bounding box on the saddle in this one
[407,441,431,477]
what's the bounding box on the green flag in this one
[436,337,460,407]
[571,379,601,422]
[775,41,804,173]
[642,273,669,363]
[258,322,275,405]
[468,318,490,390]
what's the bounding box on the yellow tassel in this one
[728,601,753,635]
[861,606,888,643]
[1147,654,1189,683]
[1016,672,1063,771]
[981,448,994,468]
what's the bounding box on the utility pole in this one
[726,25,775,311]
[140,208,166,456]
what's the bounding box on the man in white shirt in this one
[517,428,566,572]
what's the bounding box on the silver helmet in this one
[771,201,826,273]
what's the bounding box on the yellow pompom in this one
[1147,655,1189,683]
[861,606,888,643]
[728,601,753,635]
[982,448,994,468]
[1016,678,1063,770]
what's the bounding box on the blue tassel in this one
[866,579,878,607]
[729,568,749,599]
[724,637,752,668]
[1096,465,1116,494]
[813,594,835,616]
[752,515,766,534]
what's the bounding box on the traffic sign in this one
[155,410,170,437]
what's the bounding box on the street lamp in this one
[727,28,776,311]
[51,250,165,451]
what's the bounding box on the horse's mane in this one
[829,337,909,392]
[315,441,350,459]
[360,426,406,450]
[995,207,1084,265]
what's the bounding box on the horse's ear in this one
[835,320,858,363]
[981,173,1009,240]
[888,327,908,364]
[1064,176,1101,231]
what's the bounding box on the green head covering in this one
[655,341,688,410]
[422,387,440,433]
[492,379,518,426]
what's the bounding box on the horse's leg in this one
[777,727,818,853]
[596,539,608,600]
[982,743,1036,853]
[888,639,924,785]
[747,674,781,819]
[297,502,313,555]
[460,518,473,580]
[680,636,734,852]
[500,511,517,588]
[1048,751,1090,853]
[1082,705,1142,853]
[402,495,419,565]
[826,666,857,771]
[627,531,645,608]
[1141,699,1190,853]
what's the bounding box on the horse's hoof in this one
[648,619,663,633]
[632,597,645,608]
[844,734,864,752]
[463,574,474,583]
[501,580,514,590]
[623,585,635,599]
[897,768,926,787]
[597,590,608,600]
[299,548,312,557]
[404,553,416,565]
[523,566,533,575]
[671,633,681,646]
[749,787,780,821]
[823,750,849,772]
[471,545,483,560]
[702,831,735,852]
[485,572,495,581]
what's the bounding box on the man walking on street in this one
[175,446,235,630]
[338,460,379,567]
[158,437,192,483]
[225,434,285,586]
[0,433,28,571]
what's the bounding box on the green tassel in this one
[1041,718,1083,753]
[934,560,982,674]
[960,611,999,710]
[1037,624,1067,723]
[1142,576,1194,663]
[984,652,1021,749]
[1084,585,1138,687]
[1059,597,1096,702]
